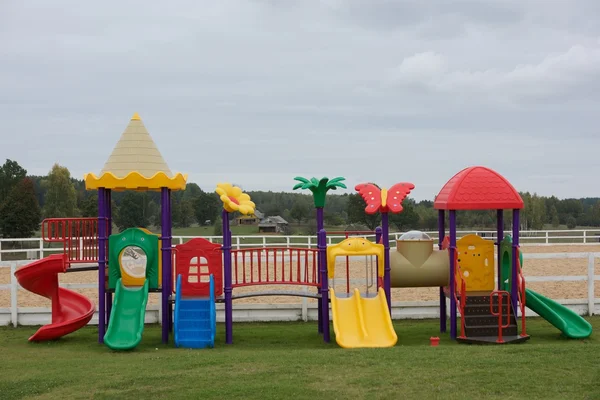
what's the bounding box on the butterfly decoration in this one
[355,182,415,214]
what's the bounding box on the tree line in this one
[0,158,599,238]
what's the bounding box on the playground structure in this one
[13,113,593,350]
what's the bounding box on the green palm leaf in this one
[292,176,347,208]
[292,176,314,190]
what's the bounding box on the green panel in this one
[108,228,159,290]
[499,235,522,293]
[104,278,150,350]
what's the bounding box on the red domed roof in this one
[434,166,524,210]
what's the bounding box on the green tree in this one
[347,193,381,230]
[389,199,420,231]
[416,206,438,231]
[529,194,546,230]
[213,214,223,236]
[290,201,309,224]
[0,159,27,201]
[193,190,219,225]
[146,199,161,227]
[0,178,41,238]
[550,205,560,227]
[173,199,195,228]
[114,192,147,229]
[79,193,98,217]
[182,182,202,200]
[324,213,344,226]
[566,216,577,229]
[42,164,79,218]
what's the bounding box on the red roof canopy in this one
[434,166,524,210]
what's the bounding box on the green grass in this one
[1,318,599,400]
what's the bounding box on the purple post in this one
[97,188,106,343]
[160,188,172,344]
[511,209,520,315]
[381,212,392,312]
[318,228,330,342]
[375,226,382,244]
[316,207,324,334]
[438,210,446,333]
[497,210,504,291]
[449,210,457,340]
[375,226,382,297]
[105,189,112,321]
[166,190,173,333]
[222,209,233,344]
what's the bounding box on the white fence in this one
[2,229,600,263]
[1,247,599,328]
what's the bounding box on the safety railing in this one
[454,251,467,339]
[41,218,101,266]
[230,247,319,288]
[490,291,511,343]
[517,249,527,337]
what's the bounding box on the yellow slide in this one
[330,287,398,348]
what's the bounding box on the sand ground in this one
[2,244,599,308]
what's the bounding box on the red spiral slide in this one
[14,254,95,341]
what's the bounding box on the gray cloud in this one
[1,0,599,201]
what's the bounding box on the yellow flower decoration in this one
[215,183,256,215]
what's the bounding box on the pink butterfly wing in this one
[354,183,382,215]
[386,182,415,213]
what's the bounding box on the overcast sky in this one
[1,1,599,201]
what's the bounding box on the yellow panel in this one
[83,171,187,191]
[456,234,495,292]
[119,248,146,287]
[330,287,397,348]
[327,237,384,279]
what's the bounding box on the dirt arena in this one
[2,244,599,308]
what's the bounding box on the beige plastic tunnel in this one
[389,231,450,288]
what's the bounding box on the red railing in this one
[516,248,527,337]
[230,247,319,288]
[490,291,511,343]
[329,230,376,293]
[454,251,467,339]
[41,218,101,266]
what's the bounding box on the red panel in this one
[174,238,223,298]
[434,166,524,210]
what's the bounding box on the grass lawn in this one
[1,318,599,400]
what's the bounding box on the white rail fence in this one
[2,229,600,262]
[1,250,599,328]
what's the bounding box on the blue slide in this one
[174,274,216,349]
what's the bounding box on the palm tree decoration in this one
[293,176,347,208]
[293,176,346,340]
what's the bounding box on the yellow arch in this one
[327,237,384,279]
[84,171,187,191]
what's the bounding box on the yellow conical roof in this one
[84,113,187,191]
[101,113,173,177]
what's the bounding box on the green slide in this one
[500,235,592,339]
[104,278,149,350]
[524,287,592,339]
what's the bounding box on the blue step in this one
[178,299,211,310]
[174,274,216,349]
